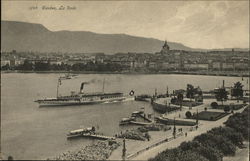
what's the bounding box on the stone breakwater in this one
[48,140,120,160]
[116,124,168,141]
[117,129,150,141]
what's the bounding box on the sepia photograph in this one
[1,0,249,160]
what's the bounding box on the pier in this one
[82,133,115,140]
[135,113,153,123]
[129,121,153,126]
[119,111,153,126]
[67,133,115,140]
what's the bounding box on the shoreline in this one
[108,101,249,160]
[1,70,249,77]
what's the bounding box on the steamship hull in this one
[35,97,134,106]
[35,97,128,107]
[151,98,180,113]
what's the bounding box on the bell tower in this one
[160,40,170,54]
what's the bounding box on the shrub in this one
[149,148,209,161]
[224,107,249,140]
[185,111,192,118]
[179,141,223,161]
[224,106,230,113]
[149,107,249,161]
[208,127,244,146]
[211,102,218,108]
[194,133,236,156]
[8,156,13,160]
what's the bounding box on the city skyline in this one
[2,1,249,49]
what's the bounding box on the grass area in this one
[192,111,229,121]
[149,106,249,161]
[217,104,246,111]
[173,100,203,107]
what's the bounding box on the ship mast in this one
[102,78,105,93]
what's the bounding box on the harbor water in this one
[1,73,249,160]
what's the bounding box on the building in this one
[160,41,170,55]
[184,63,209,70]
[212,61,222,70]
[49,59,62,65]
[1,60,10,67]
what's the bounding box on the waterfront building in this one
[66,59,87,65]
[14,59,24,66]
[234,62,249,70]
[184,63,209,71]
[1,60,10,67]
[222,62,234,71]
[27,59,49,64]
[211,61,222,71]
[49,59,62,65]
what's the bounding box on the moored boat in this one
[151,97,180,113]
[119,117,136,125]
[67,127,95,138]
[35,78,135,106]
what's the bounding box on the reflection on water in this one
[1,73,248,159]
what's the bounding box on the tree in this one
[186,84,195,100]
[177,93,184,110]
[224,106,230,113]
[211,102,218,109]
[20,59,33,70]
[34,61,50,71]
[185,111,192,118]
[231,82,244,102]
[8,156,13,160]
[224,107,249,140]
[208,127,244,146]
[1,64,10,70]
[214,88,228,105]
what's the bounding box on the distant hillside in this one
[1,21,248,54]
[1,20,193,54]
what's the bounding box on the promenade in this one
[108,99,248,160]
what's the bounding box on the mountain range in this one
[1,21,249,54]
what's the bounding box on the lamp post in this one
[196,109,199,129]
[173,117,176,139]
[122,137,126,161]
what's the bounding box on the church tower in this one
[160,40,170,54]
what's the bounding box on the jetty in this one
[130,121,153,126]
[155,116,197,126]
[132,111,153,123]
[68,133,115,140]
[119,110,153,126]
[82,133,115,140]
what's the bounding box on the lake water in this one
[1,73,249,160]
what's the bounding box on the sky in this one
[2,0,249,49]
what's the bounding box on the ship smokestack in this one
[80,82,85,93]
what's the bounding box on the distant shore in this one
[1,70,249,77]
